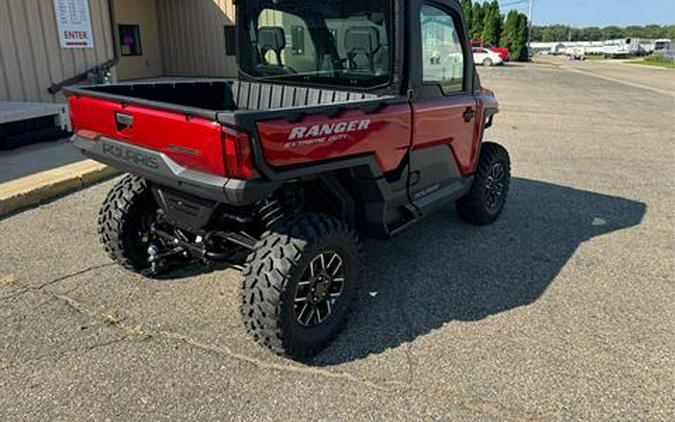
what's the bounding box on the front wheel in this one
[483,58,494,67]
[241,213,361,359]
[456,142,511,226]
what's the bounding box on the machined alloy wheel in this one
[294,251,345,327]
[485,162,507,212]
[456,142,511,226]
[241,213,361,359]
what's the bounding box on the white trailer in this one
[602,38,645,58]
[654,39,674,53]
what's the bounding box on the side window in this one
[420,5,465,95]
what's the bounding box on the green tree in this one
[461,0,473,35]
[511,13,529,62]
[667,25,675,39]
[529,24,543,42]
[481,1,502,46]
[624,26,644,38]
[501,9,520,51]
[496,12,504,46]
[530,24,675,42]
[581,27,603,41]
[470,2,484,40]
[604,26,626,39]
[539,25,570,42]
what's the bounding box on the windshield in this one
[238,0,392,88]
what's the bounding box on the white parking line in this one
[562,66,675,98]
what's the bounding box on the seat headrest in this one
[345,27,380,54]
[258,26,286,52]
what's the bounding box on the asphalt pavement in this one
[1,61,673,421]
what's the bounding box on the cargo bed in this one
[67,79,383,122]
[66,78,407,190]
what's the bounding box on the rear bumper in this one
[71,135,278,206]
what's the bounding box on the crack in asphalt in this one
[0,263,115,301]
[2,282,552,421]
[2,265,550,420]
[158,331,406,392]
[0,337,128,371]
[50,292,407,393]
[54,286,545,421]
[6,269,547,420]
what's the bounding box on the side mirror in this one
[224,25,236,56]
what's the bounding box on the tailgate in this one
[69,95,226,176]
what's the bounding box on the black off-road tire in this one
[98,175,157,273]
[241,213,361,359]
[456,142,511,226]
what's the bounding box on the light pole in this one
[527,0,535,59]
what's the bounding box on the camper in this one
[602,38,645,58]
[654,38,674,56]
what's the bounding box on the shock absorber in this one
[257,198,285,228]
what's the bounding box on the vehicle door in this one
[408,2,481,203]
[473,47,487,63]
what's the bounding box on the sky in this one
[490,0,675,27]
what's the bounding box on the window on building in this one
[420,5,465,95]
[119,24,143,56]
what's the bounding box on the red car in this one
[471,40,510,61]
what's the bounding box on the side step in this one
[389,179,473,237]
[412,179,471,216]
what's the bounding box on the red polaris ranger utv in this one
[66,0,510,358]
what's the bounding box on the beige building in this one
[0,0,238,104]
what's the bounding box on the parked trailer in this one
[602,38,646,58]
[653,38,674,58]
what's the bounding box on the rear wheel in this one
[241,213,361,359]
[456,142,511,226]
[98,175,157,273]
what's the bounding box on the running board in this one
[390,179,473,236]
[412,179,471,215]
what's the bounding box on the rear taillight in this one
[222,127,255,180]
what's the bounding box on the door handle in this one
[115,112,133,131]
[463,107,476,122]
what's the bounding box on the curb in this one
[0,161,121,217]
